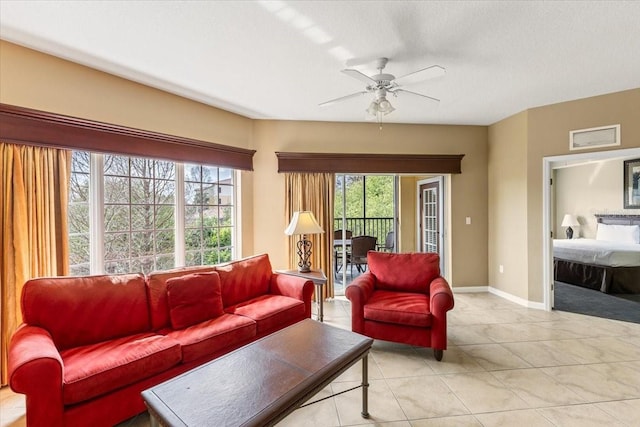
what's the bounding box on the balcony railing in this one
[333,217,394,247]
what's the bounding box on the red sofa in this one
[8,254,314,427]
[345,251,454,361]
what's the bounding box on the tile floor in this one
[2,292,640,426]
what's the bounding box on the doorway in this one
[542,147,640,312]
[333,174,397,295]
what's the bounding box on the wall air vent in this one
[570,124,620,151]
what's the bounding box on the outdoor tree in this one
[334,175,394,241]
[102,155,176,274]
[68,151,90,274]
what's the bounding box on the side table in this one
[276,269,328,322]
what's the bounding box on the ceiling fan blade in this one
[392,89,440,103]
[341,68,377,85]
[394,65,445,86]
[319,91,369,107]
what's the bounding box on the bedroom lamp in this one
[561,214,580,239]
[285,211,325,273]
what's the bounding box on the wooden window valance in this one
[276,152,464,174]
[0,103,256,170]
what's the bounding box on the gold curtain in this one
[284,173,335,299]
[0,142,71,385]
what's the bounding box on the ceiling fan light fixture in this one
[366,100,379,116]
[321,57,444,125]
[366,96,394,117]
[378,98,394,114]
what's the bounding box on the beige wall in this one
[488,111,529,299]
[526,89,640,302]
[251,120,489,287]
[487,88,640,303]
[399,176,418,253]
[554,159,640,239]
[0,41,254,148]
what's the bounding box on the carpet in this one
[613,293,640,303]
[554,281,640,324]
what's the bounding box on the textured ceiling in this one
[1,1,639,125]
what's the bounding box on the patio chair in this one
[349,235,377,274]
[376,231,395,252]
[334,229,352,277]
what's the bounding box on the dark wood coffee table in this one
[141,319,373,427]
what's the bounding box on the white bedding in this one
[553,239,640,267]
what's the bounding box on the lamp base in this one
[297,265,311,273]
[296,236,313,273]
[566,227,573,239]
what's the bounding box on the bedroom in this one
[553,155,640,319]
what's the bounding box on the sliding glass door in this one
[333,174,397,295]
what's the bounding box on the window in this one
[68,152,91,275]
[68,151,237,275]
[103,155,176,274]
[184,165,235,266]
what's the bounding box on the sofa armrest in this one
[270,273,315,318]
[429,277,454,315]
[429,277,455,350]
[345,272,376,334]
[9,324,65,427]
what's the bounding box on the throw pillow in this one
[166,272,224,329]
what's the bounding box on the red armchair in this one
[345,251,454,361]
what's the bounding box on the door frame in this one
[417,176,447,278]
[542,146,640,311]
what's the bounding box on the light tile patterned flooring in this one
[2,292,640,426]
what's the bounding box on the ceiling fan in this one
[319,57,445,119]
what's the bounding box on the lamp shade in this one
[561,214,579,227]
[284,211,324,236]
[366,101,379,116]
[377,97,395,114]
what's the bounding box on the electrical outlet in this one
[499,265,504,273]
[465,216,471,225]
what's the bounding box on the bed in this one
[553,215,640,294]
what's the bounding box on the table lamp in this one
[285,211,324,272]
[561,214,579,239]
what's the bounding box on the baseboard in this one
[452,285,546,310]
[452,286,488,293]
[488,286,546,310]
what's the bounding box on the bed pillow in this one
[166,272,224,329]
[595,223,640,244]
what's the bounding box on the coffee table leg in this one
[361,353,370,418]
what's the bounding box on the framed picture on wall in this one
[624,158,640,209]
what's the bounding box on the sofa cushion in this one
[166,272,224,329]
[368,252,440,294]
[216,254,273,307]
[60,333,181,405]
[225,294,305,334]
[21,274,150,350]
[167,313,256,363]
[364,290,432,327]
[147,265,218,330]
